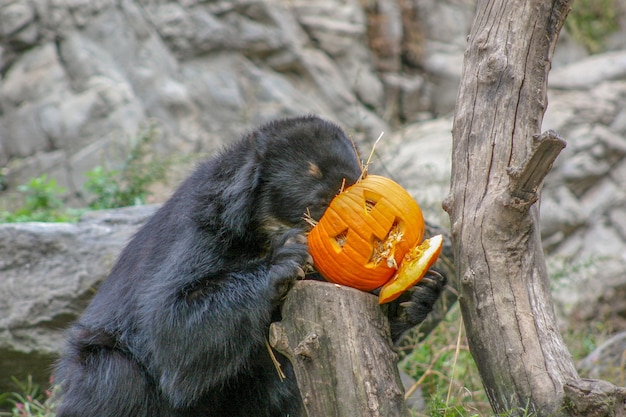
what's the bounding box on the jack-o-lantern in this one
[307,175,424,291]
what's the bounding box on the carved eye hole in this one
[332,229,348,251]
[363,189,381,213]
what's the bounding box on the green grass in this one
[400,304,492,417]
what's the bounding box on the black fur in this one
[54,116,446,417]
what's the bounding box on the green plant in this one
[0,376,57,417]
[83,166,123,210]
[0,124,170,221]
[401,305,549,417]
[84,124,169,209]
[565,0,619,53]
[0,174,76,223]
[400,304,491,416]
[18,175,65,212]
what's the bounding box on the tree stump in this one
[269,280,410,417]
[563,378,626,417]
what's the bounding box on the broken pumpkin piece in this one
[378,234,444,304]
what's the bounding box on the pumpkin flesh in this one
[378,234,444,304]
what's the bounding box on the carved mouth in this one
[369,220,404,269]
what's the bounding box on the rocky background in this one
[1,0,626,395]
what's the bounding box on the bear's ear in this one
[217,153,265,237]
[188,130,268,237]
[218,123,280,236]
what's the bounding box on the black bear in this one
[54,116,446,417]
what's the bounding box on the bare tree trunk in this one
[443,0,580,415]
[269,280,410,417]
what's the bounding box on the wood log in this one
[269,280,410,417]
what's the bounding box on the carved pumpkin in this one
[308,175,424,291]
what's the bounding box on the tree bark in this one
[443,0,581,415]
[269,280,410,417]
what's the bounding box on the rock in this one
[579,178,626,220]
[381,73,429,122]
[0,44,67,158]
[421,46,464,114]
[0,2,35,39]
[399,369,426,411]
[294,0,385,111]
[381,117,452,226]
[540,185,587,242]
[552,28,590,68]
[414,0,476,45]
[5,151,70,197]
[0,205,158,393]
[411,0,476,115]
[549,51,626,90]
[559,152,612,196]
[1,0,403,202]
[579,331,626,385]
[542,67,626,336]
[609,206,626,242]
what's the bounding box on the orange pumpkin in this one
[308,175,424,291]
